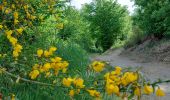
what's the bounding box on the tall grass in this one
[55,40,90,76]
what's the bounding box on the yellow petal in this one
[69,90,75,97]
[37,49,43,57]
[143,85,153,95]
[134,87,141,96]
[156,88,165,97]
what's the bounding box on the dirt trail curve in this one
[91,48,170,100]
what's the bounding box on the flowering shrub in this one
[0,0,169,100]
[1,59,169,99]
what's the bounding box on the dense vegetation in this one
[58,0,132,52]
[81,0,132,51]
[60,0,170,50]
[0,0,170,100]
[132,0,170,39]
[58,7,94,52]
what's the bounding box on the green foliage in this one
[132,0,170,39]
[125,25,146,48]
[81,0,132,52]
[58,7,94,52]
[58,0,132,52]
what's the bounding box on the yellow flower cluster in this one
[29,70,40,80]
[0,0,62,60]
[69,89,81,97]
[69,89,75,97]
[62,77,85,97]
[16,27,24,35]
[62,77,85,88]
[29,47,69,79]
[1,0,45,26]
[134,85,165,97]
[74,78,85,88]
[91,61,105,72]
[63,77,73,87]
[102,66,166,98]
[13,11,19,25]
[5,30,23,59]
[29,58,69,79]
[87,89,101,98]
[37,47,57,58]
[104,66,122,95]
[121,72,138,86]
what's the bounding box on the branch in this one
[151,80,170,86]
[0,67,54,86]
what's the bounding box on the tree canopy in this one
[132,0,170,38]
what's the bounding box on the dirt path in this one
[91,48,170,100]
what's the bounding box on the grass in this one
[55,40,90,76]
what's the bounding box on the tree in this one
[132,0,170,39]
[81,0,132,51]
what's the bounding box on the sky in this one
[71,0,135,14]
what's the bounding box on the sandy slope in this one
[91,48,170,100]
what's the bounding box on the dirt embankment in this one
[122,39,170,63]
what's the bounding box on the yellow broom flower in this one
[87,89,100,97]
[69,90,75,97]
[156,88,165,97]
[16,28,23,35]
[62,78,73,87]
[106,84,119,95]
[134,87,141,96]
[73,78,85,88]
[92,61,105,72]
[143,85,153,95]
[29,70,40,79]
[37,49,43,57]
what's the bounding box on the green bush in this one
[125,25,145,48]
